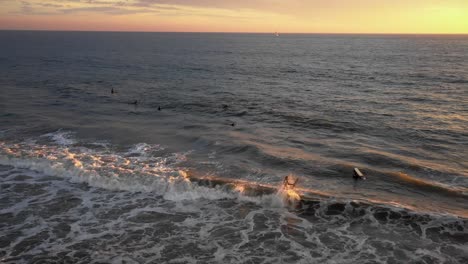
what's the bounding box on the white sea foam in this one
[0,138,267,204]
[41,130,76,146]
[126,142,164,156]
[0,154,465,264]
[0,134,466,264]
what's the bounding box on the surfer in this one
[283,175,298,189]
[353,168,366,180]
[111,88,115,94]
[130,100,138,105]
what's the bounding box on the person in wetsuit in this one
[283,175,298,189]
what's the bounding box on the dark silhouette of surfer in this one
[353,168,366,180]
[130,100,138,105]
[111,88,115,94]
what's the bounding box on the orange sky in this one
[1,0,467,33]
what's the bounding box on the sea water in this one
[0,31,467,263]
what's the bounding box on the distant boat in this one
[275,32,280,37]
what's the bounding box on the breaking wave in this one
[0,131,467,263]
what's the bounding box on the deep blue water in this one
[0,31,467,263]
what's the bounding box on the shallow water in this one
[0,31,467,263]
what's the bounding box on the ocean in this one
[0,31,467,263]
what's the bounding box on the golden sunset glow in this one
[0,0,467,33]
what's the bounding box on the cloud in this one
[20,1,33,13]
[6,0,359,20]
[131,0,276,10]
[6,0,160,15]
[7,0,268,17]
[9,1,59,15]
[15,0,284,13]
[60,6,150,15]
[37,3,64,8]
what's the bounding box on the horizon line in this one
[1,29,467,35]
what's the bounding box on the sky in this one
[0,0,467,33]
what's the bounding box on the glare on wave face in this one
[0,131,291,206]
[0,131,467,263]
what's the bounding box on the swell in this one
[1,133,467,219]
[1,166,466,264]
[222,135,468,196]
[391,173,466,198]
[231,105,466,150]
[0,136,293,208]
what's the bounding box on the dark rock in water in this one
[231,123,235,127]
